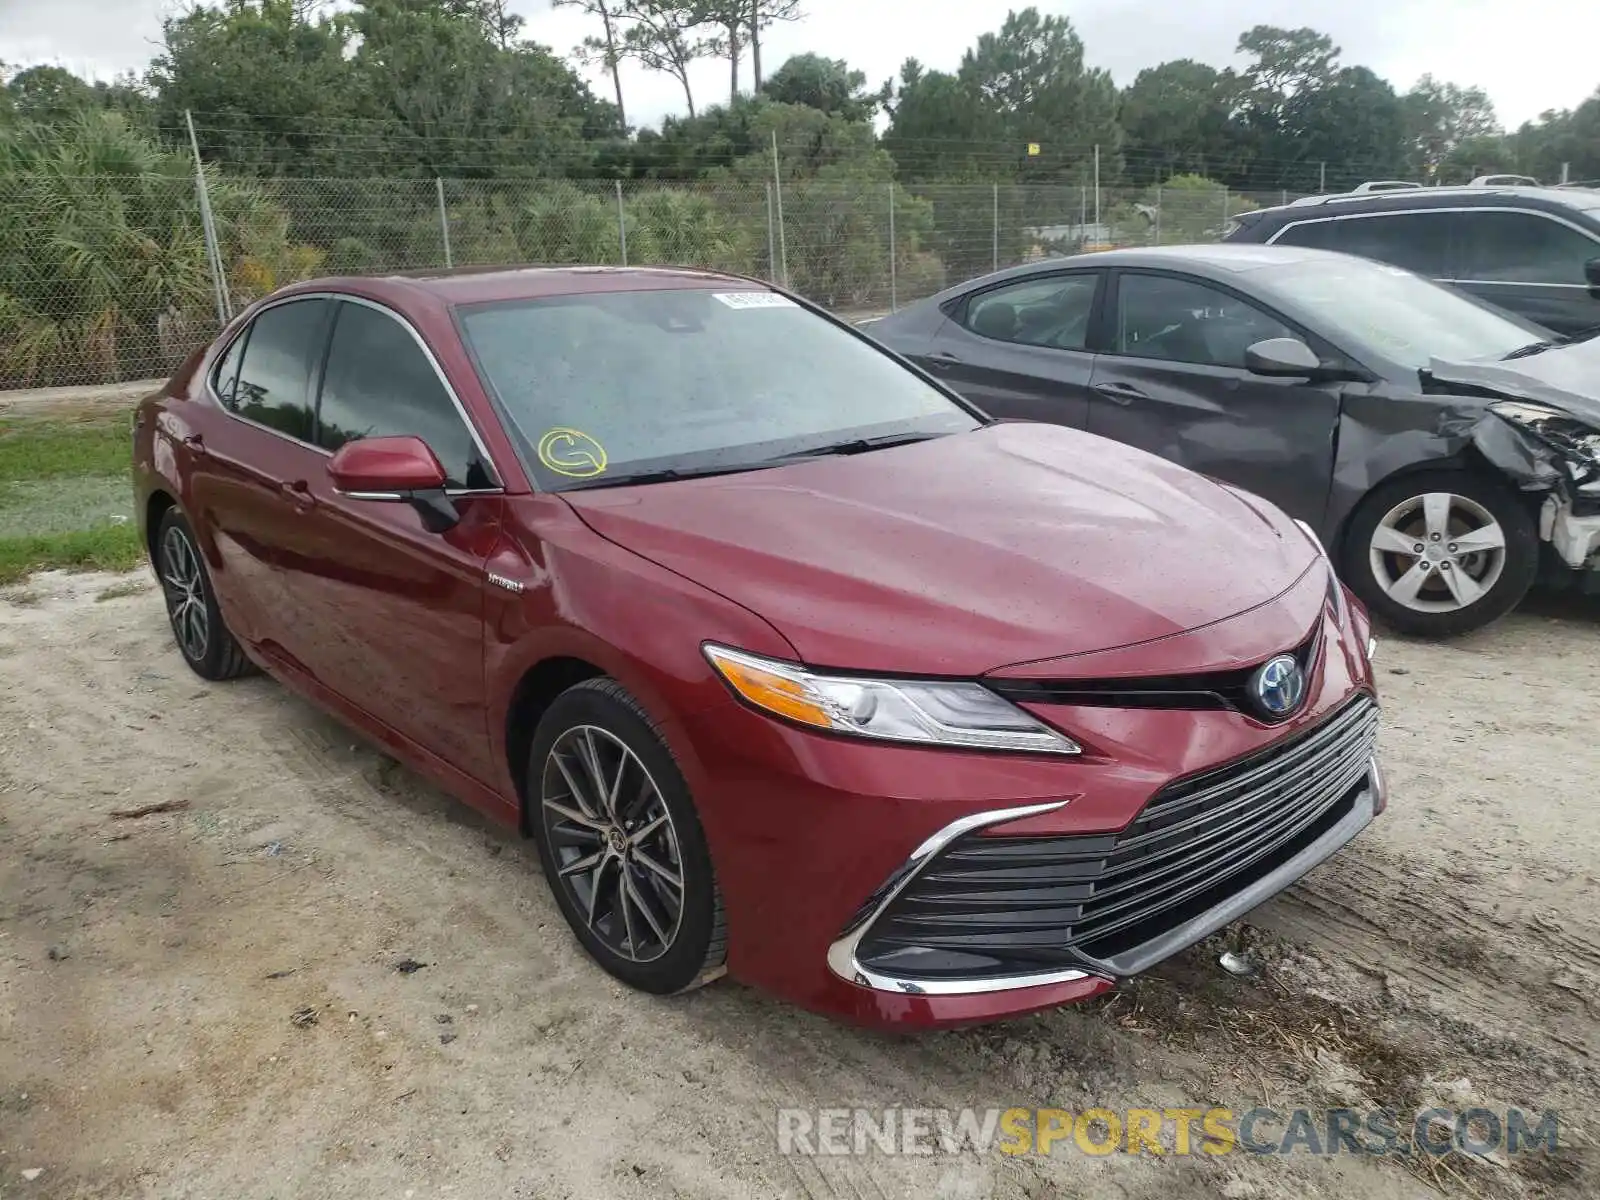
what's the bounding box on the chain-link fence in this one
[0,173,1313,390]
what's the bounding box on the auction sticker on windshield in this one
[713,292,797,309]
[537,428,608,478]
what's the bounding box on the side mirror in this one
[1245,337,1322,378]
[328,435,458,532]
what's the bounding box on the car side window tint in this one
[1113,274,1294,369]
[316,302,489,490]
[1274,213,1450,277]
[1455,211,1600,284]
[960,274,1098,350]
[230,299,328,441]
[211,329,248,406]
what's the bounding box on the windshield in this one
[1251,258,1546,370]
[457,288,979,490]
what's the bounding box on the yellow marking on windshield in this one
[537,428,608,478]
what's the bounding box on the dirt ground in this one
[1,570,1597,1200]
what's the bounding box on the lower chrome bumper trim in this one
[825,798,1100,996]
[827,758,1385,997]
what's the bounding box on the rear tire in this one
[527,678,727,995]
[1341,470,1538,638]
[155,508,256,680]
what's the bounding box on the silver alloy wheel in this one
[540,725,685,964]
[1367,491,1507,614]
[159,525,210,663]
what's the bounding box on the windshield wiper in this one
[1502,324,1600,360]
[782,431,948,458]
[560,432,951,489]
[560,461,778,490]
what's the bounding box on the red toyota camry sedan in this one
[132,266,1383,1029]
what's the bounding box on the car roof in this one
[988,243,1353,280]
[278,264,768,309]
[1245,184,1600,223]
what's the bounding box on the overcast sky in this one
[2,0,1596,130]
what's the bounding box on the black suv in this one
[1224,184,1600,335]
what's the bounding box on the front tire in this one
[1341,470,1538,638]
[155,508,256,680]
[527,679,727,995]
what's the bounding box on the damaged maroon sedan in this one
[133,266,1383,1028]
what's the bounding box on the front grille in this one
[854,696,1379,982]
[986,627,1321,721]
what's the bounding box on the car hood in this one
[1429,334,1600,427]
[562,424,1320,676]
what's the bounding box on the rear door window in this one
[1454,210,1600,284]
[959,274,1101,350]
[1273,212,1451,277]
[315,301,491,489]
[229,299,330,441]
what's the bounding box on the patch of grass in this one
[96,578,152,602]
[0,416,132,481]
[0,412,144,583]
[0,476,134,538]
[0,524,144,585]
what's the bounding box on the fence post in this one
[765,183,776,281]
[435,178,453,269]
[615,180,628,267]
[992,182,999,272]
[1319,162,1327,193]
[1220,187,1229,235]
[1153,185,1162,246]
[1281,188,1288,206]
[771,131,789,288]
[184,110,230,327]
[887,183,897,312]
[1079,184,1087,250]
[1092,145,1101,236]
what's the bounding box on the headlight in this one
[1489,401,1600,476]
[703,644,1081,755]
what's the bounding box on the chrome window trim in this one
[825,798,1104,996]
[336,486,501,501]
[1438,279,1597,290]
[203,290,504,491]
[220,406,334,456]
[1265,205,1600,285]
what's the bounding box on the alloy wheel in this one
[540,725,686,964]
[1367,491,1507,615]
[159,525,210,663]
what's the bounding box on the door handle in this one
[281,479,316,510]
[925,350,962,371]
[1092,381,1148,406]
[181,433,208,458]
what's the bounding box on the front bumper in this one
[668,569,1382,1030]
[827,749,1383,1002]
[836,696,1380,991]
[673,594,1380,1028]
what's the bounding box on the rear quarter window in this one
[1273,212,1450,277]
